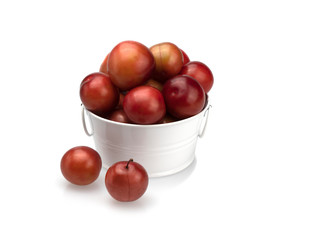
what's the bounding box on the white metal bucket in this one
[82,102,211,177]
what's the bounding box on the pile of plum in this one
[80,41,214,124]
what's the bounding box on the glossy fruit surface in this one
[115,92,125,109]
[160,114,177,124]
[162,75,205,119]
[99,53,109,74]
[123,86,166,124]
[105,159,148,202]
[108,41,155,91]
[60,146,102,185]
[144,79,163,91]
[108,109,131,123]
[80,72,119,115]
[180,61,214,93]
[180,49,190,64]
[150,42,184,82]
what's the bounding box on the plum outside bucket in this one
[82,102,211,178]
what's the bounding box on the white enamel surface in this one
[84,104,210,177]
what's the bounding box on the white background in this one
[0,0,319,239]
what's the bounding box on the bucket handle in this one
[198,104,212,138]
[81,106,93,136]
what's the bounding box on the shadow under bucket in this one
[82,102,211,178]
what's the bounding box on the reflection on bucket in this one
[82,103,211,178]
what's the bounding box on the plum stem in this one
[126,159,134,169]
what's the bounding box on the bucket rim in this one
[84,97,210,129]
